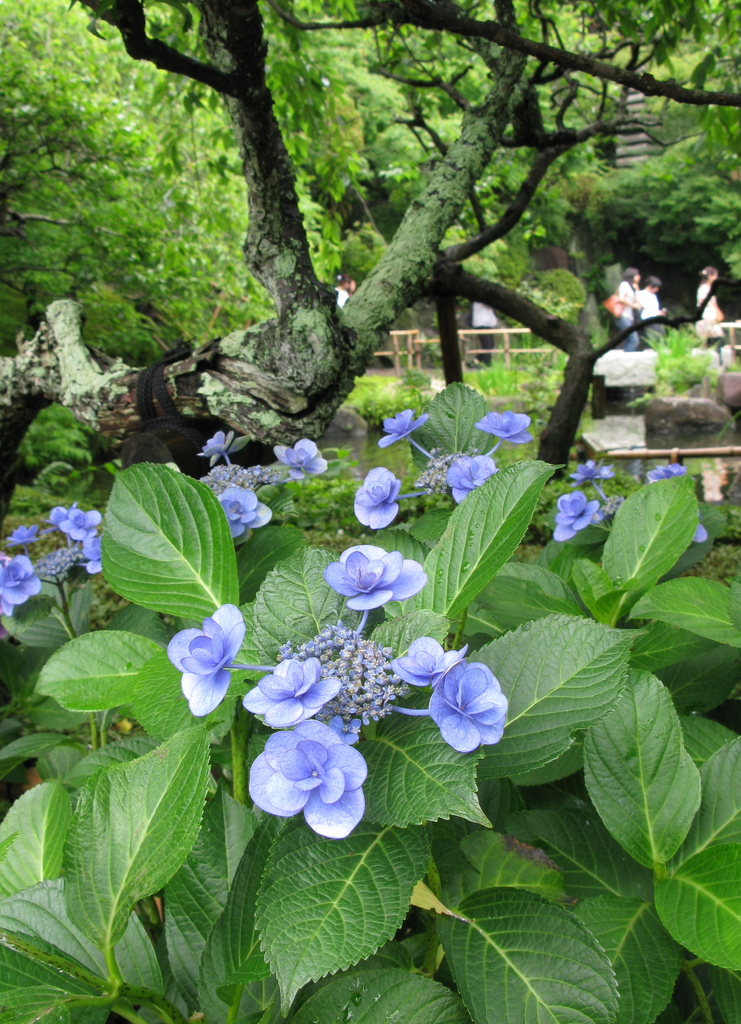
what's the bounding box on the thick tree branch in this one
[75,0,235,93]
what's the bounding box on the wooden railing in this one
[373,327,550,375]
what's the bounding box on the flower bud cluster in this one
[34,546,85,583]
[201,463,280,497]
[414,449,463,495]
[280,624,409,731]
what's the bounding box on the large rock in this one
[322,406,368,440]
[644,397,732,433]
[717,372,741,410]
[592,350,657,387]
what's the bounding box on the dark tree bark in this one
[436,295,464,385]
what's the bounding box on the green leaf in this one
[574,896,680,1024]
[584,672,701,868]
[236,526,306,604]
[252,548,351,661]
[655,844,741,968]
[372,528,430,563]
[370,610,449,657]
[469,562,582,639]
[108,603,169,645]
[291,968,471,1024]
[0,878,162,992]
[362,713,488,827]
[37,631,160,711]
[0,783,71,898]
[572,559,623,623]
[476,615,631,778]
[509,733,584,786]
[456,830,566,903]
[631,578,741,647]
[438,889,618,1024]
[603,475,698,590]
[661,503,726,581]
[409,509,452,545]
[124,648,192,741]
[418,462,554,618]
[256,819,428,1012]
[0,734,72,780]
[166,786,256,1011]
[198,815,283,1017]
[2,589,91,649]
[412,382,491,461]
[710,965,741,1024]
[657,644,741,714]
[0,833,18,865]
[681,716,737,767]
[101,463,238,618]
[508,807,654,900]
[64,735,159,789]
[630,620,718,672]
[671,737,741,867]
[64,727,210,952]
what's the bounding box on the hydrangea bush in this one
[1,382,740,1024]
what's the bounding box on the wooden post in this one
[407,332,414,371]
[504,331,511,370]
[392,333,401,377]
[415,335,422,370]
[591,374,606,419]
[435,295,463,385]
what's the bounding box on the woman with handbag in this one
[609,268,642,352]
[695,267,725,347]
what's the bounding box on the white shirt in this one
[472,302,497,328]
[637,289,660,319]
[697,282,721,323]
[617,281,636,306]
[336,288,350,309]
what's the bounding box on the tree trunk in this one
[536,346,596,468]
[436,295,464,385]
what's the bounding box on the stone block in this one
[322,406,368,439]
[644,397,732,433]
[592,350,657,387]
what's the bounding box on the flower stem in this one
[230,703,251,806]
[89,713,99,752]
[410,437,432,459]
[56,582,77,639]
[356,609,369,636]
[451,606,468,651]
[226,984,245,1024]
[391,706,431,716]
[681,960,712,1024]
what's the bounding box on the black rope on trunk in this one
[135,343,206,449]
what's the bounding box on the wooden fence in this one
[373,327,550,375]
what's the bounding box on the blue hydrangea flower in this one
[52,506,101,543]
[694,513,708,544]
[274,439,328,480]
[328,715,362,745]
[199,430,251,467]
[570,459,614,486]
[429,662,508,753]
[243,657,341,728]
[167,604,246,716]
[249,719,367,839]
[392,637,467,689]
[218,487,272,538]
[324,545,427,610]
[0,555,41,618]
[554,491,604,542]
[646,463,686,483]
[6,525,39,555]
[446,455,497,503]
[82,536,102,575]
[354,467,402,529]
[378,409,429,449]
[475,411,533,446]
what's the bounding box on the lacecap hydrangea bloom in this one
[218,487,272,538]
[243,658,341,728]
[324,545,427,610]
[554,491,603,542]
[0,555,41,617]
[475,410,533,448]
[378,409,429,450]
[354,467,402,529]
[447,455,497,503]
[249,719,367,839]
[274,439,328,480]
[429,662,508,753]
[392,637,467,689]
[168,604,247,716]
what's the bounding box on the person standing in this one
[615,268,642,352]
[696,266,725,345]
[471,301,498,365]
[637,276,667,340]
